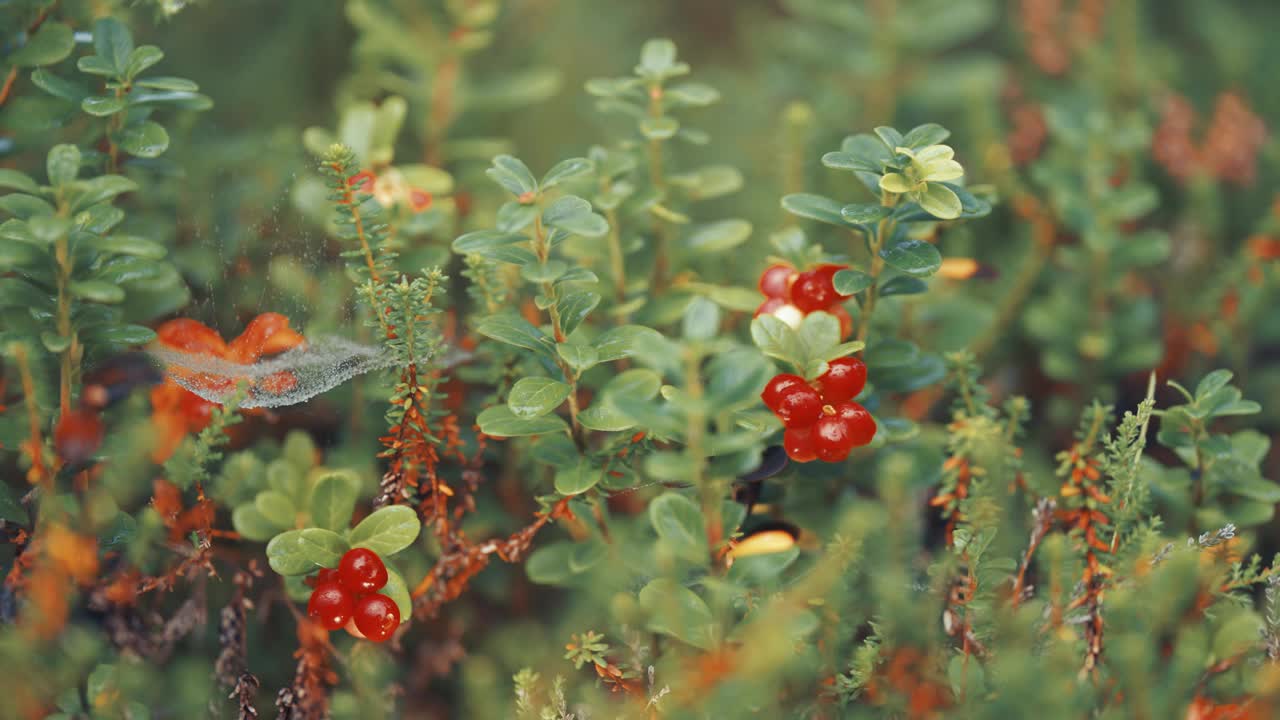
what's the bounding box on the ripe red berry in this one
[783,426,817,462]
[761,374,807,411]
[305,567,340,589]
[307,582,354,630]
[758,264,795,299]
[813,411,855,463]
[835,401,877,447]
[755,297,784,318]
[817,357,868,403]
[790,264,851,313]
[353,593,400,642]
[774,384,823,429]
[53,409,103,465]
[338,548,388,595]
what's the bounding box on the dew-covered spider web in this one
[149,338,396,409]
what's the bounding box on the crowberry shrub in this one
[0,3,1278,720]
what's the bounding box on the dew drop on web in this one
[149,337,395,409]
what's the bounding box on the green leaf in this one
[640,38,679,75]
[87,234,165,259]
[81,324,155,346]
[9,23,75,67]
[266,530,316,575]
[879,239,942,277]
[81,95,128,117]
[595,325,664,362]
[649,493,707,562]
[46,144,80,187]
[74,175,138,208]
[682,296,720,340]
[477,406,569,437]
[750,314,802,367]
[476,314,555,358]
[0,169,40,194]
[555,290,601,337]
[526,541,578,585]
[638,579,715,649]
[666,82,719,106]
[42,332,71,353]
[554,461,600,496]
[540,157,592,189]
[30,69,87,103]
[580,369,662,431]
[76,56,116,77]
[112,121,170,158]
[0,193,55,218]
[781,193,852,227]
[832,269,873,295]
[70,280,125,304]
[542,195,608,237]
[640,115,679,140]
[382,567,413,625]
[686,219,751,253]
[486,154,537,196]
[231,505,280,542]
[254,491,296,528]
[880,276,929,297]
[310,471,358,532]
[0,239,44,267]
[874,126,905,149]
[135,76,199,92]
[508,377,572,418]
[0,278,50,310]
[125,46,164,78]
[916,183,962,220]
[902,123,950,148]
[451,229,531,264]
[1195,370,1234,401]
[93,17,134,75]
[557,342,599,372]
[840,204,891,225]
[348,505,421,556]
[821,151,882,174]
[298,528,349,568]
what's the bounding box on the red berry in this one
[53,409,103,465]
[338,548,388,595]
[761,374,807,411]
[755,297,785,318]
[353,593,400,642]
[758,264,795,299]
[774,384,823,429]
[813,411,855,463]
[307,582,354,630]
[305,567,340,588]
[817,357,868,403]
[835,401,877,447]
[783,426,817,462]
[790,264,850,313]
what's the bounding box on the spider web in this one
[150,337,396,409]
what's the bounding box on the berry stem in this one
[856,190,899,344]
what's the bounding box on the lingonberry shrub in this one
[1,2,1279,719]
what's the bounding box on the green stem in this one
[856,193,898,344]
[533,212,587,452]
[684,348,721,548]
[647,88,671,292]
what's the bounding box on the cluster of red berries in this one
[305,548,401,642]
[755,263,855,338]
[761,357,876,463]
